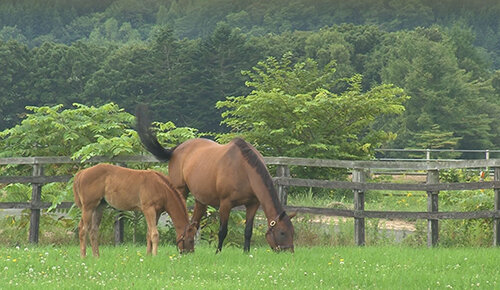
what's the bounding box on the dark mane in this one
[233,138,283,211]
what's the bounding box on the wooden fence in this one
[1,156,500,247]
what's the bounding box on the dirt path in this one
[301,215,416,232]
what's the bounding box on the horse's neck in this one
[164,194,189,234]
[248,172,284,223]
[259,197,284,223]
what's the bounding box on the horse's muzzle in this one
[179,248,195,254]
[274,245,294,253]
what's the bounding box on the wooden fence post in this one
[353,168,367,246]
[29,163,43,244]
[494,167,500,246]
[114,213,124,245]
[426,169,439,247]
[276,165,290,206]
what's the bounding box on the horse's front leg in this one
[216,201,232,254]
[244,203,260,252]
[143,207,159,256]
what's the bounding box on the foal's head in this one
[265,211,296,252]
[177,222,197,254]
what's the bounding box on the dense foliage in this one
[1,0,500,154]
[217,53,408,159]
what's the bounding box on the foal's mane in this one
[153,172,188,217]
[233,138,282,211]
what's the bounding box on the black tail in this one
[135,104,173,161]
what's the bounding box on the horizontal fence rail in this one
[375,148,500,161]
[1,155,500,247]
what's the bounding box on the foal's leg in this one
[191,200,207,230]
[146,215,152,254]
[216,201,232,254]
[89,203,106,257]
[143,207,159,256]
[244,203,259,252]
[78,207,94,258]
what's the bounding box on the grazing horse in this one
[136,106,295,253]
[73,163,197,257]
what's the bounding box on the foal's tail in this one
[135,104,173,161]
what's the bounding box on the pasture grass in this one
[1,244,499,289]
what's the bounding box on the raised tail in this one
[135,104,173,161]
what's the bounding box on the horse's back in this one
[73,164,113,209]
[173,138,244,175]
[173,137,248,164]
[169,138,227,181]
[75,164,150,211]
[170,138,260,205]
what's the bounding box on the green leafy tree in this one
[216,53,408,160]
[0,26,28,43]
[88,18,141,43]
[372,27,500,151]
[60,14,104,43]
[82,42,153,111]
[304,27,354,79]
[411,124,462,159]
[0,102,198,161]
[0,103,136,160]
[27,42,76,105]
[192,23,256,132]
[0,40,30,129]
[143,26,188,126]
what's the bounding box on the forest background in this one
[1,0,500,157]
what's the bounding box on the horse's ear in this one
[288,212,297,219]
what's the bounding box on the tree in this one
[216,53,408,159]
[88,18,141,43]
[60,14,104,43]
[0,102,198,164]
[174,23,256,132]
[372,27,500,150]
[0,103,134,159]
[0,26,28,43]
[82,42,154,112]
[144,26,187,126]
[0,40,30,130]
[27,42,74,105]
[414,124,462,158]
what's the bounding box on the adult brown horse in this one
[73,163,197,257]
[136,106,295,253]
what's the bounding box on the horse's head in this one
[265,211,296,252]
[177,222,198,254]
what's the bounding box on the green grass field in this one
[1,245,498,289]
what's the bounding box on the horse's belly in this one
[104,193,141,211]
[190,186,254,208]
[191,191,220,207]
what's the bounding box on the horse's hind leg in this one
[216,201,232,254]
[89,202,106,257]
[78,207,93,258]
[244,203,259,252]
